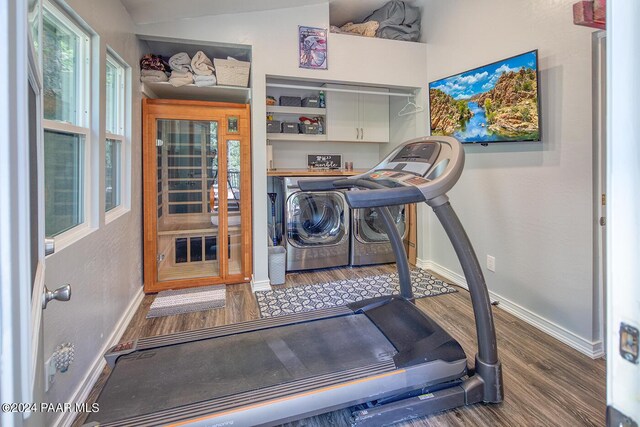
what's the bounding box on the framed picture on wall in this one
[299,26,327,70]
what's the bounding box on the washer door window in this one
[354,205,406,244]
[287,192,346,247]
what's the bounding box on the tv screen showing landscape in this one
[429,50,540,144]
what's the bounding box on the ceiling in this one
[120,0,417,26]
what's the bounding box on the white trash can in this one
[268,246,286,285]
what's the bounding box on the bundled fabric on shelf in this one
[140,53,169,72]
[193,74,217,87]
[191,51,215,76]
[337,21,380,37]
[168,70,193,87]
[169,52,192,72]
[140,69,168,83]
[361,0,421,41]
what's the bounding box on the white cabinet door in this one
[359,90,389,143]
[326,85,359,142]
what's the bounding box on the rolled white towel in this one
[168,70,193,87]
[191,51,214,76]
[169,52,192,72]
[193,74,217,87]
[140,69,168,82]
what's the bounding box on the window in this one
[42,3,90,237]
[105,53,126,213]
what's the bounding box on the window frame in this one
[42,1,93,249]
[104,48,130,222]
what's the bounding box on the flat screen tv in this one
[429,50,540,144]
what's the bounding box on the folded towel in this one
[169,70,193,87]
[193,74,217,87]
[191,51,214,76]
[140,69,169,82]
[169,52,192,72]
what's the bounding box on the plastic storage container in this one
[268,246,286,285]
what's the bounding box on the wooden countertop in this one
[267,169,367,177]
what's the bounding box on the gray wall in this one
[421,0,600,354]
[43,0,143,423]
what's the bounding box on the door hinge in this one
[602,193,606,206]
[620,322,639,364]
[156,139,164,147]
[607,406,637,427]
[600,217,606,226]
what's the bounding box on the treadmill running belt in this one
[89,314,397,424]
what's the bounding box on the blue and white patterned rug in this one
[255,268,457,318]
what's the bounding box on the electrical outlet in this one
[487,255,496,272]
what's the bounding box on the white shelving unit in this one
[142,81,251,104]
[267,133,327,141]
[266,106,326,116]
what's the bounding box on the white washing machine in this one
[350,205,407,266]
[284,177,350,271]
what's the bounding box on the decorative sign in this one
[299,26,327,70]
[307,154,341,169]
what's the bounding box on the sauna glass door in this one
[156,119,221,282]
[143,100,252,293]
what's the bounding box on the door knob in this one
[43,284,71,309]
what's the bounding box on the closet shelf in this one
[266,106,326,115]
[141,81,250,104]
[267,133,327,141]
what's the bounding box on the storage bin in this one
[266,120,281,133]
[268,246,286,285]
[281,122,299,134]
[301,97,319,108]
[279,96,302,107]
[213,58,250,87]
[299,123,319,134]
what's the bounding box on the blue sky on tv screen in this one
[429,51,537,100]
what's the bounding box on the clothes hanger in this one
[398,95,424,117]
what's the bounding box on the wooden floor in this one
[73,265,606,427]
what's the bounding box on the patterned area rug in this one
[256,269,456,318]
[147,285,226,318]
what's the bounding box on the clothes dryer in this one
[351,205,407,266]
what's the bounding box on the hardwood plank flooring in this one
[72,265,605,427]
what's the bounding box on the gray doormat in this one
[256,268,456,318]
[147,285,226,318]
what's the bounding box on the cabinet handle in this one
[361,128,364,140]
[356,128,360,139]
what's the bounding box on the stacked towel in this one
[193,74,217,87]
[169,52,192,72]
[169,71,193,87]
[140,54,169,72]
[191,51,215,76]
[140,69,169,83]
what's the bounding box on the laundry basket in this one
[268,246,286,285]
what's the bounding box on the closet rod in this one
[265,83,416,97]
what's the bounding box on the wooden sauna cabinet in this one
[143,99,252,293]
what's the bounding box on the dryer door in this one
[287,192,347,247]
[354,205,406,244]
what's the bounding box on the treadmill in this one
[86,136,503,427]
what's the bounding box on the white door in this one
[606,1,640,424]
[325,85,359,141]
[359,89,390,143]
[0,1,68,426]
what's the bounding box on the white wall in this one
[135,4,428,286]
[42,0,143,423]
[421,0,600,355]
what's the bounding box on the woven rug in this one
[256,268,456,318]
[147,285,226,318]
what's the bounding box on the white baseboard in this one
[417,258,604,359]
[55,287,144,427]
[251,274,271,292]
